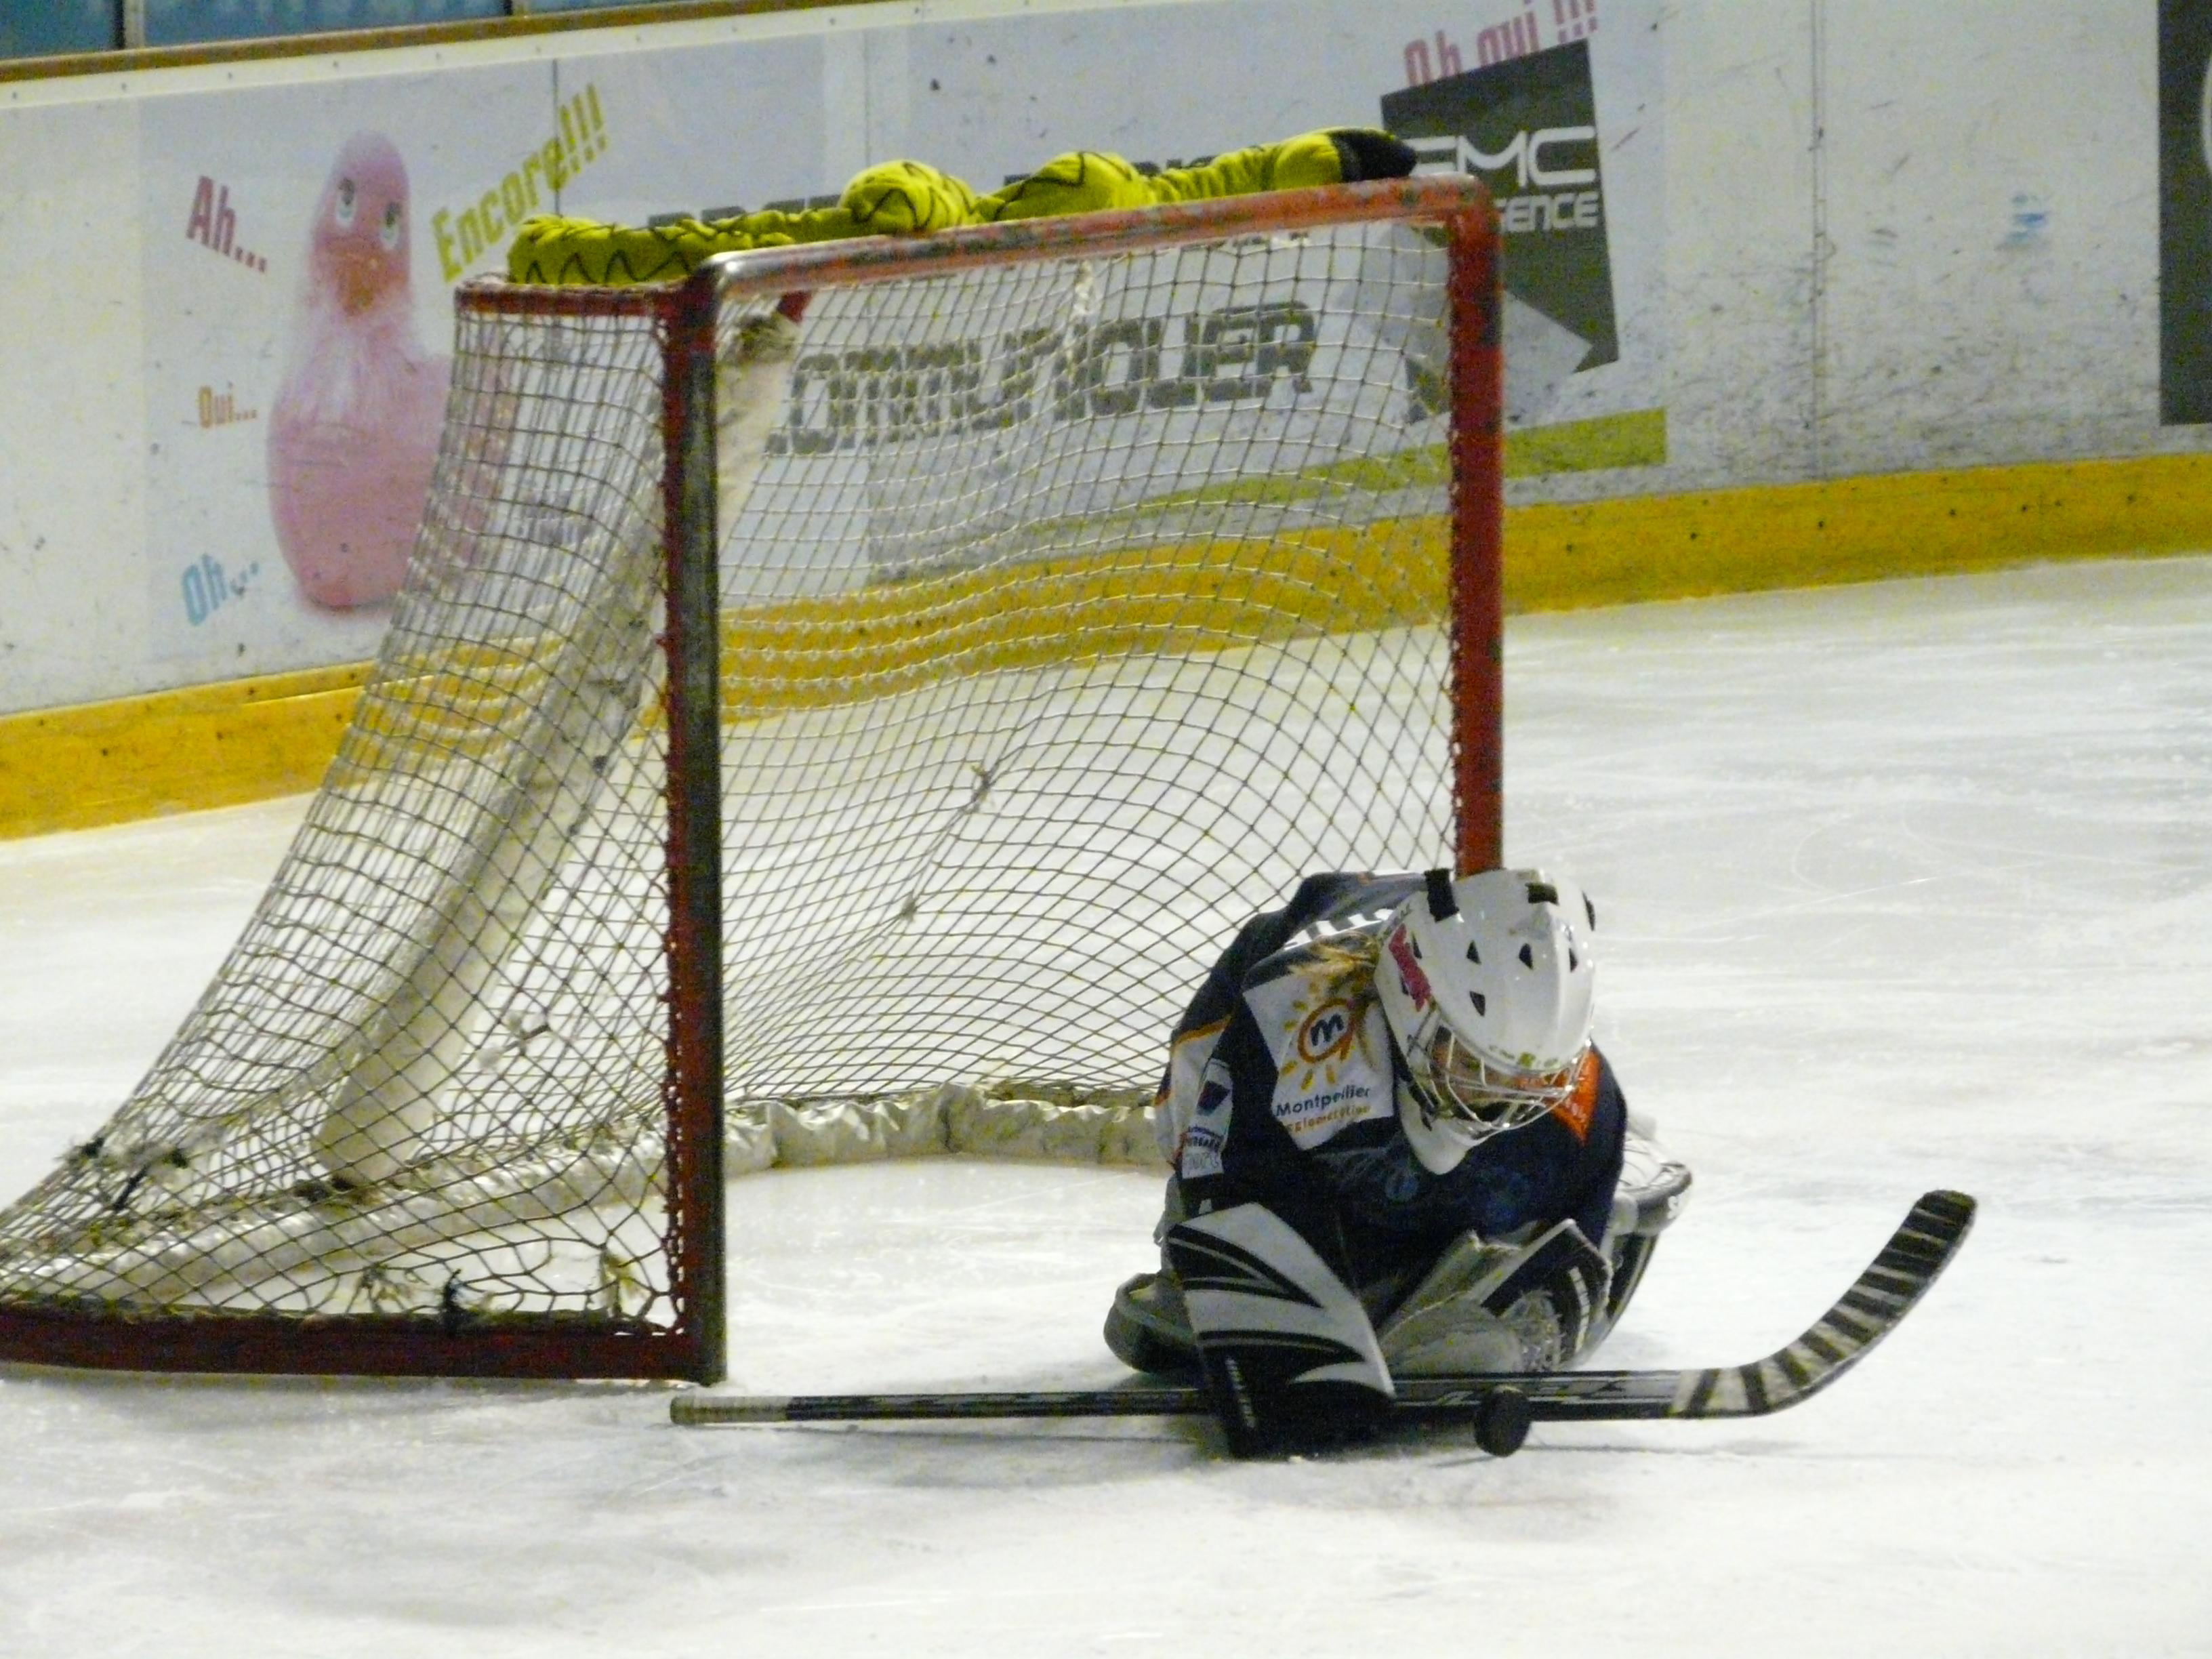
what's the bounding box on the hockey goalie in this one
[1105,867,1692,1456]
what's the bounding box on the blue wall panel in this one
[0,0,118,58]
[142,0,505,47]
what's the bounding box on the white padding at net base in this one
[736,1084,1166,1173]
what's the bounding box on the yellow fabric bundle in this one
[506,128,1415,287]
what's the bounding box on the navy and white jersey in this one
[1153,872,1627,1296]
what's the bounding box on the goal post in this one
[0,176,1500,1380]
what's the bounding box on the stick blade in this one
[1662,1187,1976,1419]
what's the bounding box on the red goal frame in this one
[0,176,1499,1382]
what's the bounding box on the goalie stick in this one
[672,1189,1974,1456]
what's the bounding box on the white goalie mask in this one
[1373,867,1597,1166]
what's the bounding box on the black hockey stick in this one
[672,1189,1974,1454]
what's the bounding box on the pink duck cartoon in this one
[267,132,451,609]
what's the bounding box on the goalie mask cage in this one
[0,176,1500,1380]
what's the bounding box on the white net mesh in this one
[714,225,1460,1098]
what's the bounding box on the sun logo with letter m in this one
[1292,998,1358,1075]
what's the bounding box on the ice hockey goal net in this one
[0,176,1500,1380]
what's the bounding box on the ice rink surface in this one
[3,555,2209,1658]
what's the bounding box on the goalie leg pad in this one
[1103,1269,1200,1378]
[1104,1177,1203,1376]
[1164,1203,1393,1457]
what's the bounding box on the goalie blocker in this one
[1164,1203,1395,1456]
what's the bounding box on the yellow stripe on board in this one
[5,451,2209,839]
[1503,451,2212,614]
[0,663,369,840]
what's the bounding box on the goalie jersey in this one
[1153,872,1628,1293]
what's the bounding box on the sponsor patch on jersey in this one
[1244,963,1396,1147]
[1550,1052,1601,1143]
[1176,1058,1234,1178]
[1179,1123,1225,1181]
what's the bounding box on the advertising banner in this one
[550,0,1665,596]
[724,228,1454,594]
[1382,40,1616,372]
[877,0,1664,457]
[121,0,1664,688]
[141,63,552,667]
[134,35,825,672]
